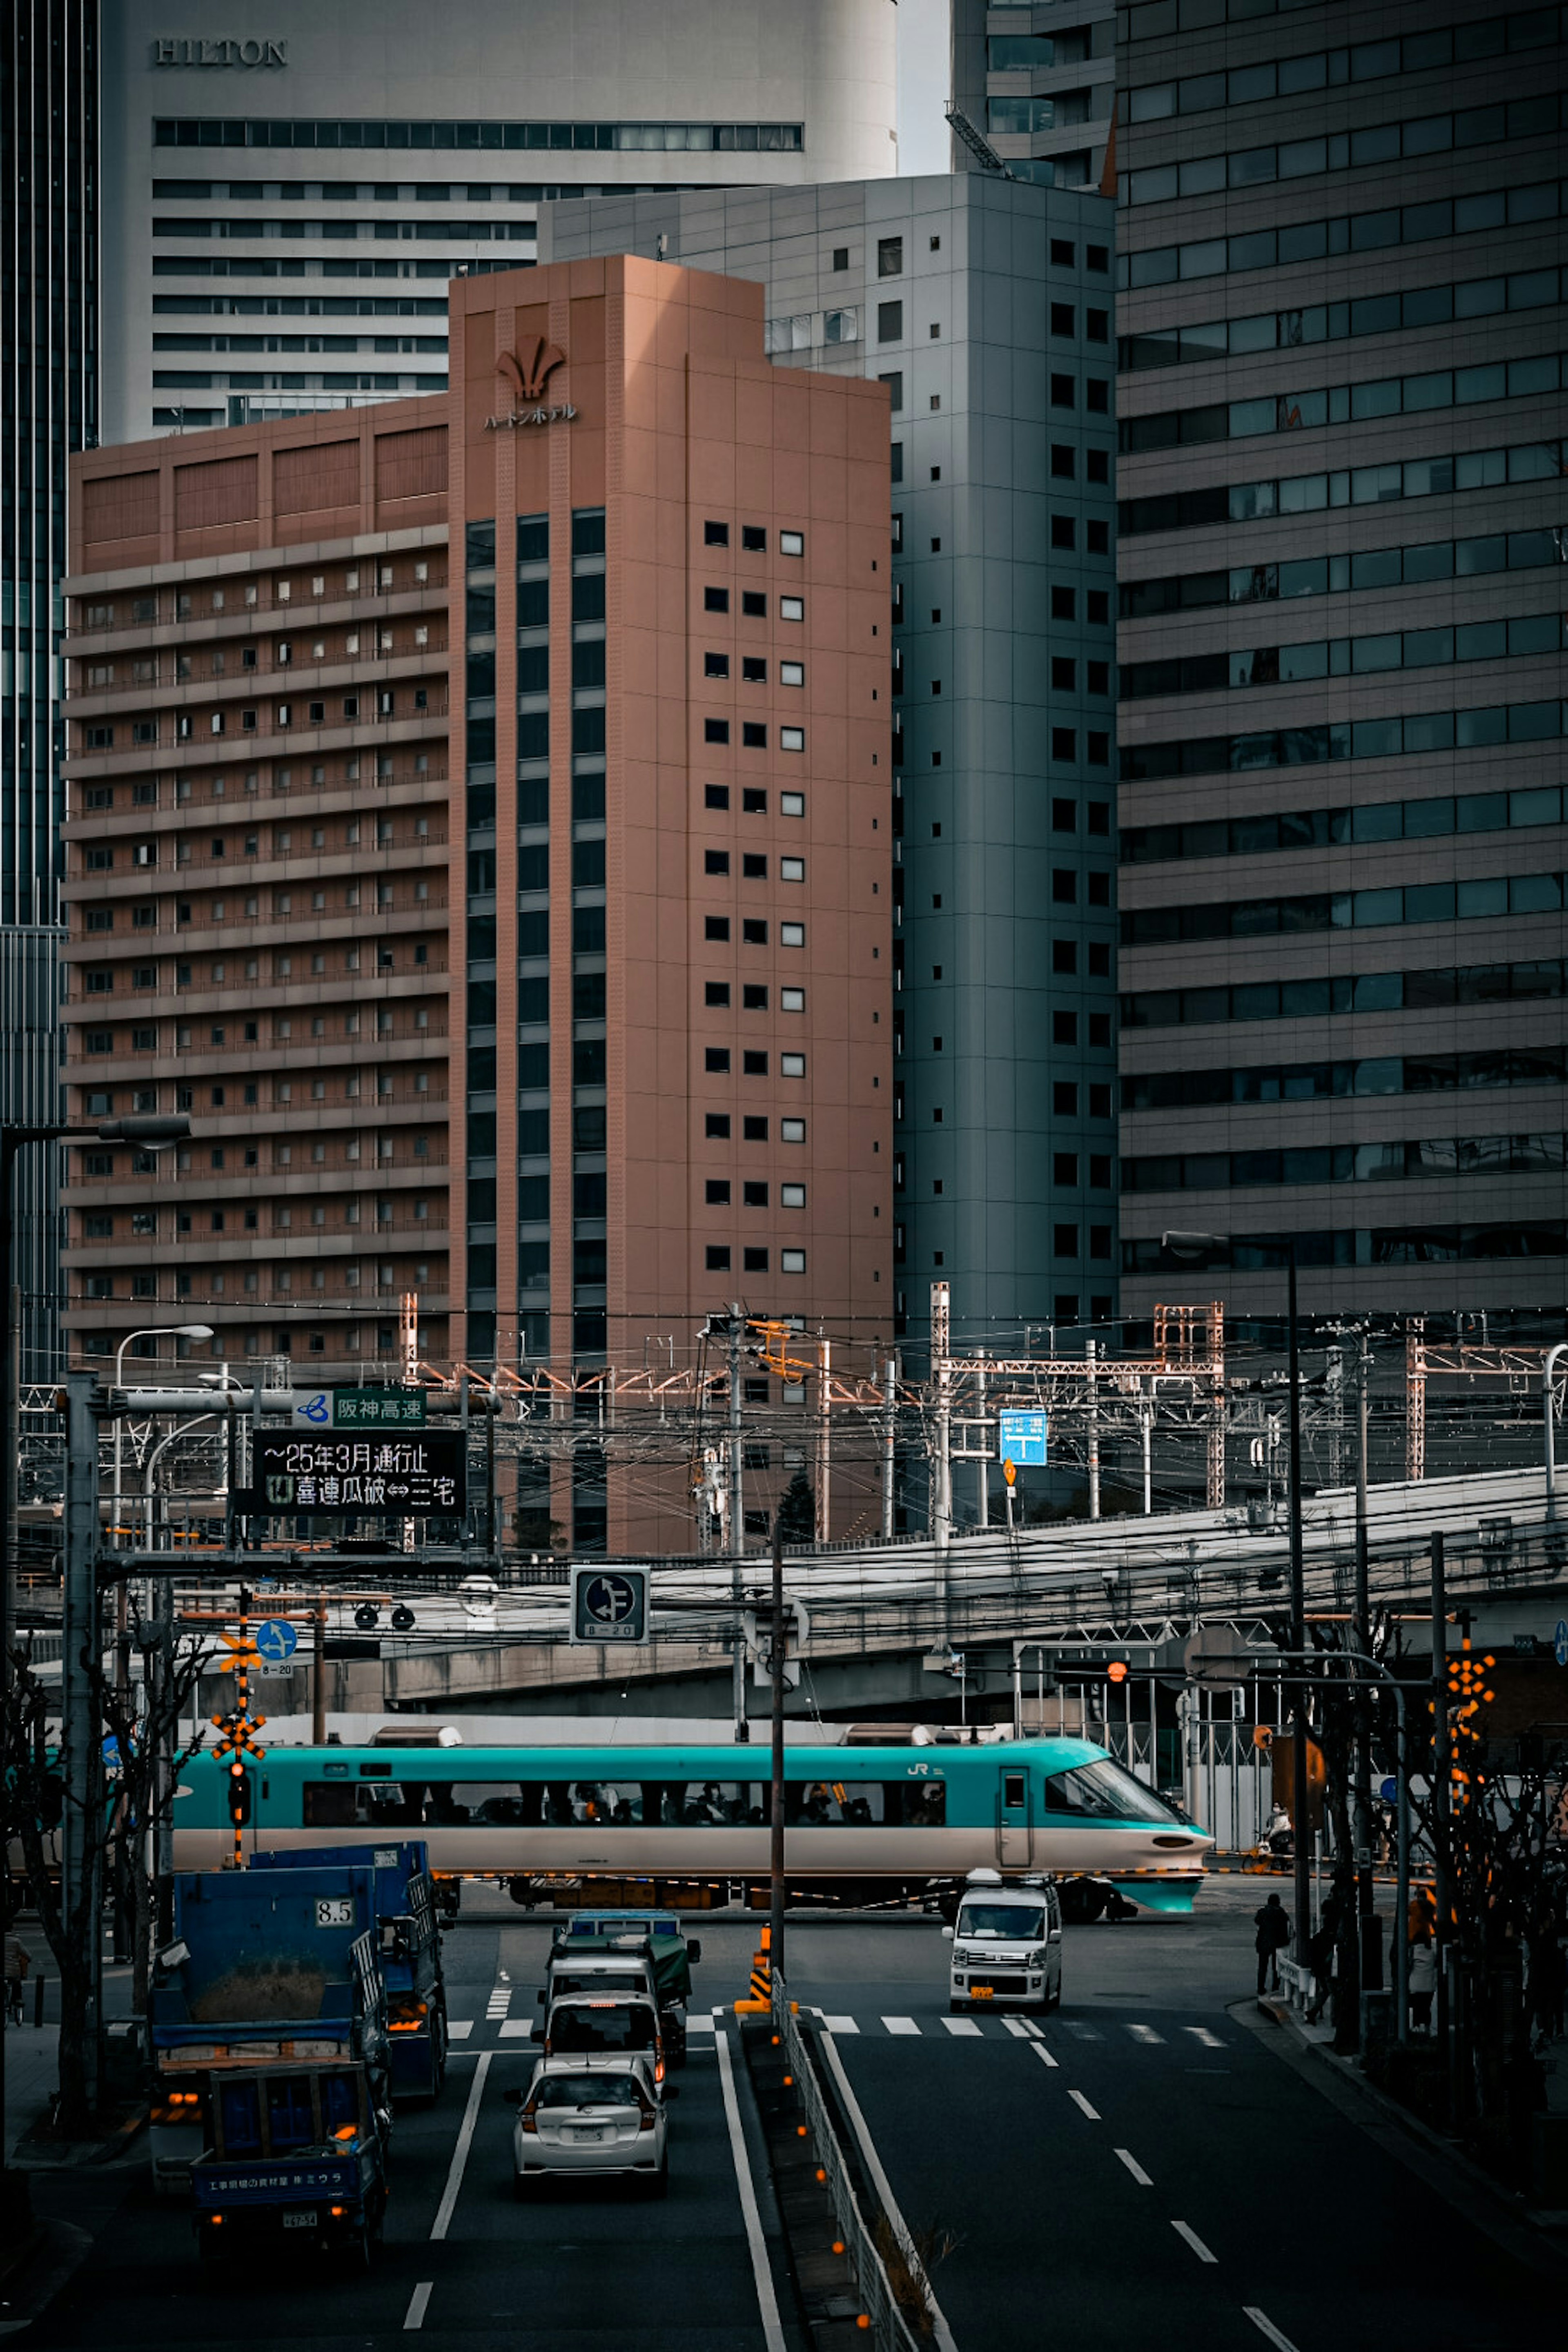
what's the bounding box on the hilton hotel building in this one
[100,0,898,443]
[62,257,892,1552]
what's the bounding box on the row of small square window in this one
[705,1114,806,1143]
[706,1245,807,1274]
[706,786,805,818]
[704,654,805,686]
[705,984,805,1013]
[704,918,806,947]
[702,523,804,557]
[704,721,805,751]
[703,851,805,881]
[702,1049,806,1077]
[705,1179,803,1209]
[705,588,805,621]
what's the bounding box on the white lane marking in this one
[430,2049,490,2241]
[816,2026,960,2352]
[713,2024,786,2352]
[1125,2023,1165,2045]
[1001,2018,1033,2039]
[1245,2310,1302,2352]
[498,2019,535,2039]
[446,2020,474,2040]
[403,2282,433,2332]
[1172,2220,1218,2264]
[1020,2018,1043,2038]
[1029,2040,1059,2071]
[823,2014,860,2034]
[1185,2026,1224,2048]
[882,2016,921,2036]
[942,2016,983,2038]
[1114,2147,1153,2186]
[1067,2089,1100,2120]
[1064,2022,1102,2040]
[687,2013,716,2032]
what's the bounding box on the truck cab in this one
[943,1869,1062,2014]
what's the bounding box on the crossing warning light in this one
[1107,1660,1129,1685]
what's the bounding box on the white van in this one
[943,1870,1062,2013]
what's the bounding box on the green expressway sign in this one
[331,1388,427,1428]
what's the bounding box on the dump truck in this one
[252,1840,448,2100]
[148,1860,392,2218]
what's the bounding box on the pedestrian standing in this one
[1254,1892,1290,1994]
[1408,1934,1437,2034]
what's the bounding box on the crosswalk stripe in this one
[687,2014,716,2032]
[942,2017,983,2038]
[1001,2018,1034,2039]
[498,2019,534,2039]
[823,2015,860,2034]
[1125,2023,1165,2044]
[1064,2022,1102,2040]
[447,2020,474,2040]
[1020,2019,1043,2038]
[1184,2026,1224,2048]
[882,2016,921,2036]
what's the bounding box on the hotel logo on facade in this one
[152,37,288,65]
[486,338,575,430]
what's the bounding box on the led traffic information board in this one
[240,1431,466,1517]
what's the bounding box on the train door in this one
[996,1768,1032,1866]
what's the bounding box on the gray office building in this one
[950,0,1117,190]
[1115,0,1568,1329]
[2,0,96,1381]
[540,174,1120,1359]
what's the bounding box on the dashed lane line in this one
[403,2283,432,2332]
[1066,2089,1100,2120]
[1028,2040,1060,2070]
[1001,2018,1034,2039]
[1114,2148,1153,2185]
[1245,2310,1302,2351]
[1172,2220,1219,2265]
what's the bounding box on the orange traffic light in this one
[1107,1660,1129,1685]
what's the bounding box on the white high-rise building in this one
[100,0,898,443]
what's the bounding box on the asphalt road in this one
[15,1881,1562,2351]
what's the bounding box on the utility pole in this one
[728,1307,747,1742]
[769,1513,786,1988]
[1285,1245,1312,1974]
[880,1352,897,1540]
[1431,1528,1452,2115]
[931,1281,951,1565]
[1086,1341,1101,1521]
[312,1592,328,1745]
[62,1371,104,2119]
[1353,1330,1376,2016]
[815,1330,831,1544]
[976,1350,988,1529]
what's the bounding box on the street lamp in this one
[111,1325,216,1546]
[1163,1227,1312,1970]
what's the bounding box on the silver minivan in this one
[943,1870,1063,2013]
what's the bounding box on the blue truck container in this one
[189,2057,388,2265]
[148,1861,392,2211]
[252,1840,448,2100]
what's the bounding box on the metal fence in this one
[771,1980,931,2351]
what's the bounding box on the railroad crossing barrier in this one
[771,1980,930,2352]
[734,1924,773,2013]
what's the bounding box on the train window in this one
[1003,1772,1026,1809]
[784,1779,946,1826]
[1043,1760,1185,1826]
[303,1773,949,1829]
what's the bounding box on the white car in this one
[509,2055,669,2197]
[944,1873,1063,2013]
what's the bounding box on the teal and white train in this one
[172,1736,1212,1915]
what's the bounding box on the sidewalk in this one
[3,2025,59,2164]
[1240,1993,1568,2276]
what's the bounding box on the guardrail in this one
[771,1976,932,2352]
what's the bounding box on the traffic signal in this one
[1106,1661,1129,1686]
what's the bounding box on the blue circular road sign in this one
[1556,1619,1568,1668]
[256,1618,298,1664]
[1379,1777,1398,1806]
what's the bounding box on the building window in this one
[706,1245,732,1270]
[781,1248,806,1273]
[877,300,904,342]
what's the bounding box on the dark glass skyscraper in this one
[2,0,97,1376]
